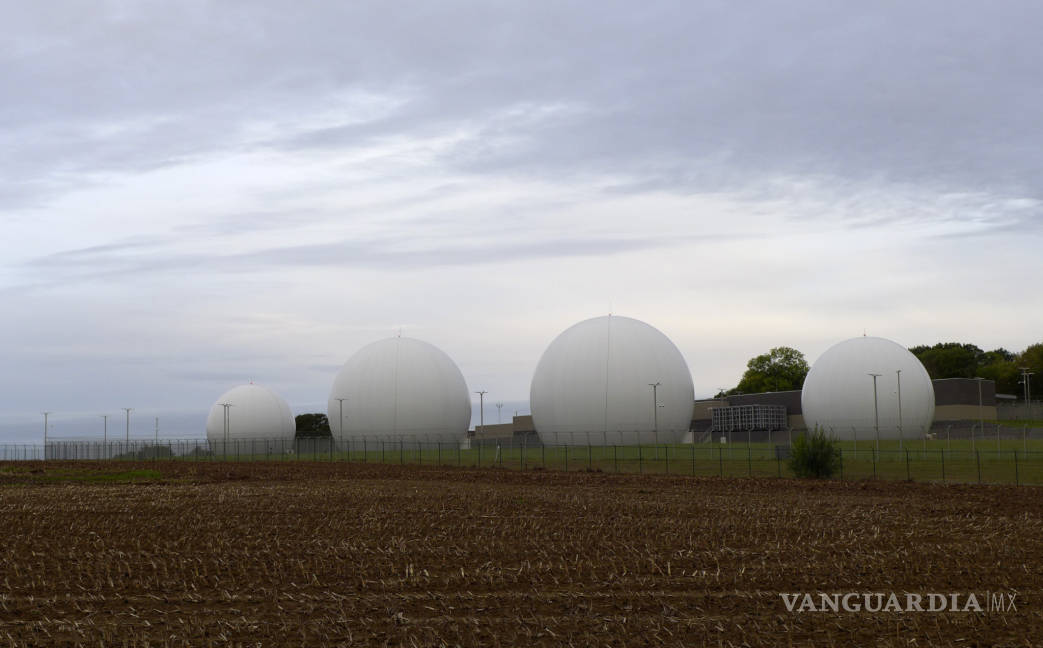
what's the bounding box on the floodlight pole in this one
[1020,367,1034,415]
[122,408,133,444]
[219,403,232,450]
[496,402,503,424]
[335,397,348,451]
[868,373,881,453]
[154,417,159,446]
[895,369,903,451]
[476,391,487,434]
[42,412,50,457]
[974,377,984,454]
[648,382,662,452]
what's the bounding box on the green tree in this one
[295,413,331,439]
[1016,343,1043,401]
[732,346,809,394]
[910,342,983,379]
[909,342,1030,397]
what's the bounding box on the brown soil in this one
[0,461,1040,646]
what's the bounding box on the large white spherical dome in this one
[205,384,295,453]
[530,315,695,445]
[327,337,470,445]
[802,337,934,440]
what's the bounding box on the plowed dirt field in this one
[1,461,1040,646]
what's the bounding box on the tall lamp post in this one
[868,373,881,452]
[42,412,50,459]
[495,402,503,424]
[648,382,661,447]
[219,403,232,454]
[122,408,133,444]
[973,377,984,454]
[1020,367,1034,416]
[335,397,348,453]
[475,391,487,435]
[895,369,903,450]
[100,414,108,459]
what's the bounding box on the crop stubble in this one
[0,461,1041,647]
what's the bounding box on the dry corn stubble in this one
[0,460,1041,646]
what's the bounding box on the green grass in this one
[187,439,1043,486]
[0,467,165,484]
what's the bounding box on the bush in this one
[788,427,841,478]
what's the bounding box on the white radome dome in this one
[205,384,295,453]
[801,336,935,440]
[530,315,695,446]
[327,337,470,446]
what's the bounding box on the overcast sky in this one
[3,1,1041,441]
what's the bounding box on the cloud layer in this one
[2,1,1041,440]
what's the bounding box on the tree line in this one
[718,341,1042,400]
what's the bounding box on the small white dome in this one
[327,337,470,445]
[530,315,695,445]
[801,336,935,440]
[205,384,295,453]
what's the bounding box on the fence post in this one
[839,450,843,481]
[614,445,619,473]
[563,444,567,472]
[940,450,945,484]
[872,449,877,479]
[1014,450,1019,486]
[541,443,545,469]
[777,449,781,478]
[747,446,751,477]
[637,445,641,474]
[718,445,723,478]
[976,450,981,484]
[905,449,910,481]
[664,445,669,475]
[588,444,592,471]
[691,443,696,476]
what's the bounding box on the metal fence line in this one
[2,431,1043,486]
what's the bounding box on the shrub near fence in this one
[5,434,1043,486]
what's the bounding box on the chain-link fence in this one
[3,429,1043,485]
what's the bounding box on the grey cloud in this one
[22,232,686,286]
[6,1,1043,212]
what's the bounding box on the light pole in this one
[42,412,50,458]
[154,417,159,446]
[895,369,903,450]
[1020,367,1034,416]
[475,391,487,434]
[100,414,108,458]
[335,397,347,452]
[495,402,503,424]
[219,403,232,453]
[868,373,881,452]
[122,408,133,444]
[648,382,661,447]
[974,377,984,453]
